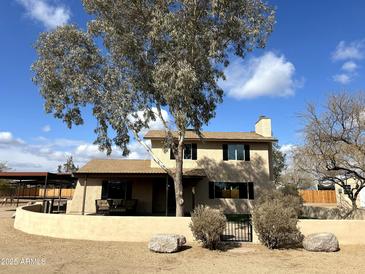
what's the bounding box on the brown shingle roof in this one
[144,130,277,142]
[76,159,205,177]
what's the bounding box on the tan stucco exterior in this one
[255,116,272,138]
[68,177,166,215]
[69,117,275,215]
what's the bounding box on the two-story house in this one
[67,116,277,215]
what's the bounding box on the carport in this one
[0,172,76,212]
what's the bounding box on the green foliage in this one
[190,205,227,250]
[272,143,286,183]
[58,156,78,173]
[0,162,12,194]
[272,142,286,184]
[32,0,275,155]
[252,190,303,249]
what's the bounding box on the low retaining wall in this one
[14,205,194,242]
[299,220,365,245]
[14,205,365,245]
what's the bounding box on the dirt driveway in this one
[1,206,365,274]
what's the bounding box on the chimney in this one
[255,115,272,137]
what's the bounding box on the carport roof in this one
[0,171,76,185]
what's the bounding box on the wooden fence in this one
[37,188,74,199]
[12,187,74,199]
[299,190,337,204]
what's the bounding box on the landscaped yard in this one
[0,207,365,274]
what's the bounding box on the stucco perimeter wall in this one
[14,205,194,242]
[15,205,365,245]
[298,220,365,245]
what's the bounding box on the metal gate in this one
[221,216,252,242]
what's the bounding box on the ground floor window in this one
[209,182,254,199]
[101,180,132,199]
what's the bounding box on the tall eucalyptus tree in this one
[32,0,275,216]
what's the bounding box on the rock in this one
[148,234,186,253]
[303,232,339,252]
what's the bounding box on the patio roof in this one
[75,159,206,177]
[0,172,76,184]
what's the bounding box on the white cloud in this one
[42,125,51,132]
[0,131,25,145]
[333,73,351,84]
[128,107,170,136]
[341,61,358,72]
[0,132,13,143]
[17,0,70,29]
[332,40,364,61]
[280,144,296,155]
[221,52,301,99]
[0,131,151,171]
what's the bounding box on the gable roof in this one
[144,130,277,142]
[76,159,205,177]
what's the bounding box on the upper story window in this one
[223,144,250,161]
[170,143,197,160]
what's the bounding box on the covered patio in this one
[72,159,206,216]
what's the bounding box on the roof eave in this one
[144,136,278,142]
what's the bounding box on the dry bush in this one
[252,190,303,249]
[190,205,227,250]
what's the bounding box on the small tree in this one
[0,162,12,193]
[252,190,303,249]
[272,142,286,184]
[297,92,365,214]
[190,205,226,250]
[32,0,275,216]
[57,156,78,173]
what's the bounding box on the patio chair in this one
[109,199,127,215]
[95,199,112,215]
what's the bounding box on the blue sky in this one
[1,0,365,171]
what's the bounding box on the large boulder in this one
[148,234,186,253]
[303,232,339,252]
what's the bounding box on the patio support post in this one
[16,180,21,207]
[22,182,25,200]
[43,173,48,199]
[58,183,62,212]
[81,176,88,215]
[165,175,169,216]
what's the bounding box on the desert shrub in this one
[278,184,304,216]
[190,205,227,250]
[252,190,303,249]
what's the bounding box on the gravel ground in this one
[1,206,365,274]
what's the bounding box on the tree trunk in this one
[174,140,184,217]
[351,197,358,211]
